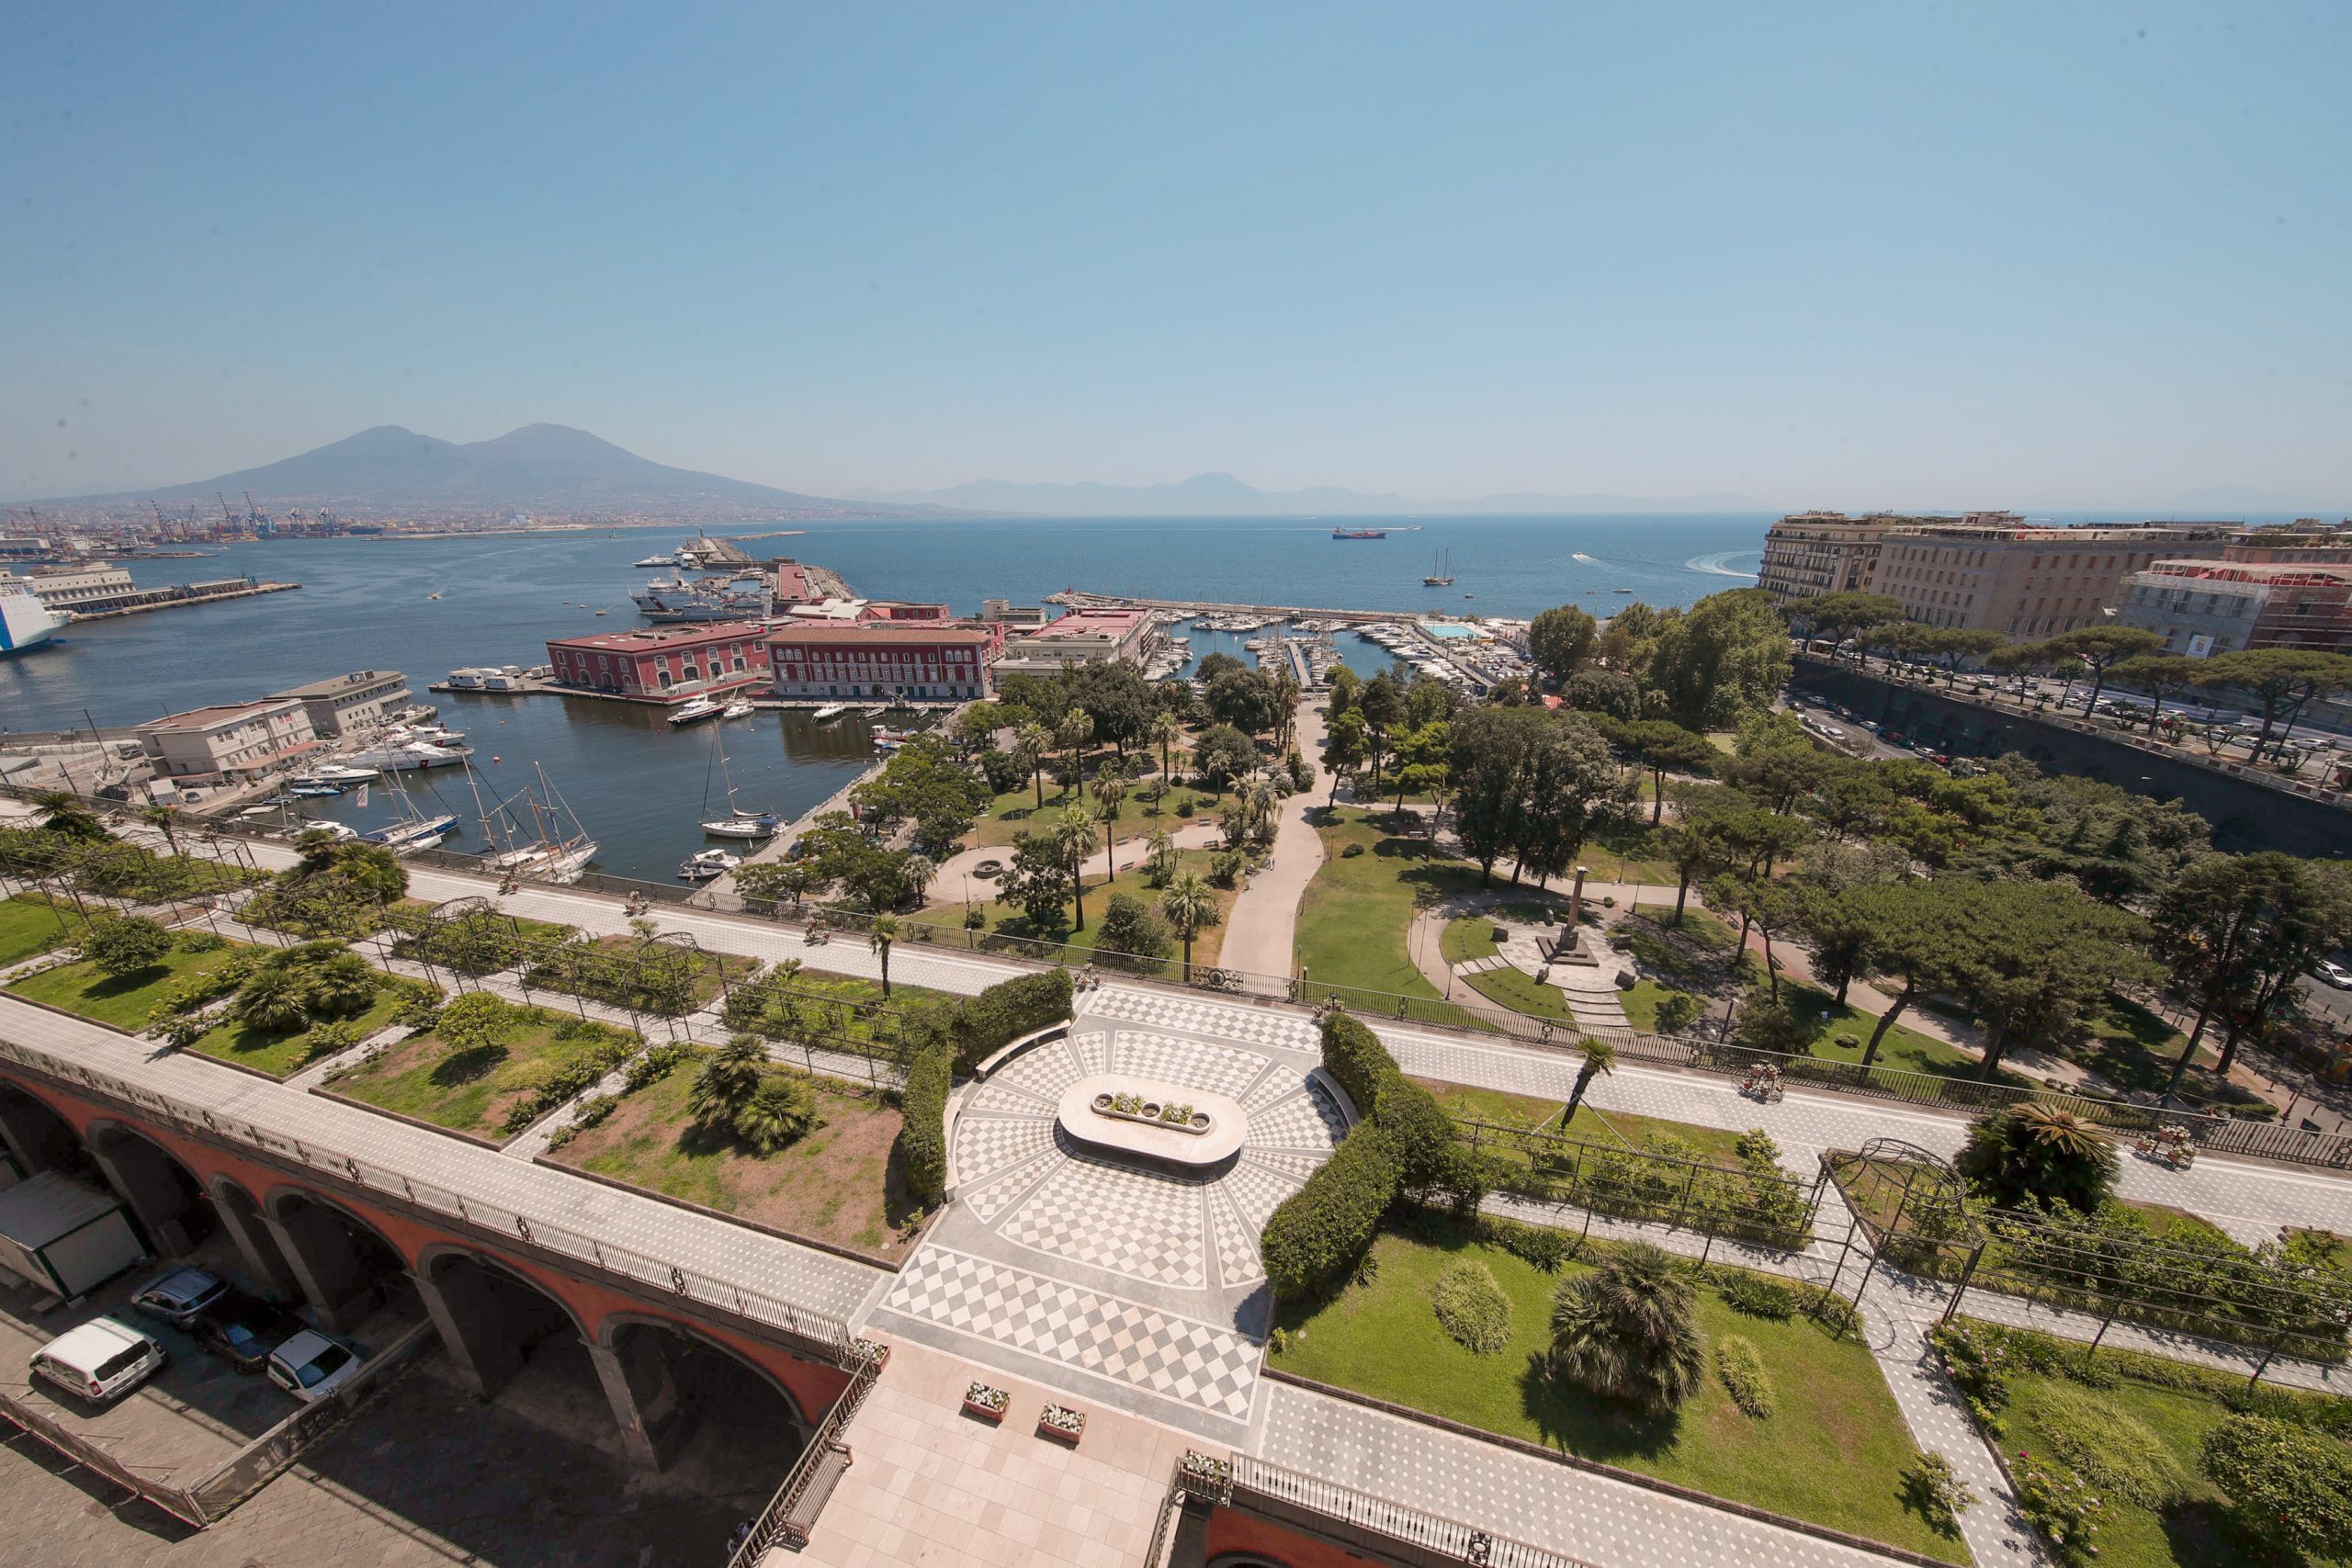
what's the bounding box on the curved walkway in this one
[1216,700,1329,985]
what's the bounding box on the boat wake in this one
[1684,551,1760,579]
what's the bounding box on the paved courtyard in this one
[867,995,1348,1442]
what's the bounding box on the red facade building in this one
[763,622,1006,701]
[545,622,772,702]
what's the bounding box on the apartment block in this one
[1875,521,2240,637]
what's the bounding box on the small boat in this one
[720,700,754,720]
[289,784,343,797]
[236,806,284,820]
[871,724,916,750]
[478,763,598,884]
[594,609,608,616]
[296,818,359,841]
[810,703,847,722]
[678,847,741,881]
[300,762,379,784]
[259,792,299,806]
[667,696,724,726]
[1611,587,1635,593]
[634,554,676,568]
[426,591,443,601]
[699,725,777,839]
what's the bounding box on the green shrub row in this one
[931,967,1074,1071]
[1319,1009,1464,1197]
[898,1043,954,1205]
[1261,1125,1401,1300]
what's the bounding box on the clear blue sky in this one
[4,1,2345,510]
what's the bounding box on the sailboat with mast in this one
[475,762,600,884]
[359,768,460,852]
[1422,547,1455,587]
[700,724,779,840]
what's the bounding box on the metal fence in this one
[1226,1453,1601,1568]
[1459,1117,1821,1247]
[725,1352,879,1566]
[0,1034,852,1359]
[0,1384,209,1528]
[184,1319,438,1518]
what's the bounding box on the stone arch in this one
[412,1242,592,1403]
[84,1118,217,1258]
[594,1310,811,1476]
[0,1077,96,1180]
[262,1184,413,1333]
[205,1173,304,1301]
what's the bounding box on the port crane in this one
[243,491,273,531]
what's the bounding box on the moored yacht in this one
[678,847,741,880]
[667,696,723,726]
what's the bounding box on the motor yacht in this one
[678,847,741,880]
[667,696,724,726]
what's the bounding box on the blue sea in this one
[0,513,1766,881]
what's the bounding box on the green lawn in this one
[963,761,1223,850]
[520,935,760,1015]
[552,1051,913,1261]
[0,895,86,967]
[1622,977,1696,1034]
[1271,1229,1962,1561]
[1780,982,1980,1077]
[921,847,1238,970]
[722,969,957,1063]
[1585,818,1677,886]
[6,940,251,1032]
[330,1005,634,1134]
[1417,1077,1754,1168]
[187,984,413,1078]
[1296,807,1481,997]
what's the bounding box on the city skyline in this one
[5,2,2347,511]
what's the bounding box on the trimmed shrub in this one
[898,1043,954,1204]
[1713,1334,1776,1417]
[2032,1382,2194,1508]
[1261,1126,1401,1300]
[1713,1269,1799,1321]
[176,930,227,953]
[1430,1260,1513,1353]
[1319,1010,1460,1196]
[624,1041,693,1093]
[1483,1216,1572,1273]
[2199,1414,2352,1562]
[944,969,1073,1070]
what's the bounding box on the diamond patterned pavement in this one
[1083,987,1319,1052]
[876,1247,1259,1421]
[999,1155,1209,1288]
[1110,1028,1270,1099]
[1248,1084,1349,1150]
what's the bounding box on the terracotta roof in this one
[763,625,996,646]
[548,621,769,652]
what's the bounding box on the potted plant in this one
[963,1382,1009,1422]
[1037,1402,1086,1444]
[848,1337,890,1372]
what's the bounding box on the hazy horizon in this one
[5,3,2346,512]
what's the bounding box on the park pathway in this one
[1216,698,1329,985]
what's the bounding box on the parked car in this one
[194,1290,304,1373]
[130,1266,231,1329]
[266,1330,363,1403]
[2314,959,2352,991]
[30,1317,165,1405]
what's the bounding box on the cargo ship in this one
[1331,527,1389,540]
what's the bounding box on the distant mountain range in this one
[32,424,947,522]
[846,473,1770,516]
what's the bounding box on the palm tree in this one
[1144,827,1176,886]
[1955,1103,2119,1213]
[689,1034,767,1126]
[1095,773,1127,825]
[1548,1242,1708,1413]
[1160,873,1217,979]
[1244,776,1281,847]
[1015,720,1053,809]
[731,1074,817,1154]
[32,790,104,841]
[1056,707,1095,797]
[1272,672,1301,750]
[299,949,380,1019]
[867,913,900,998]
[1052,804,1100,931]
[139,805,183,856]
[901,853,938,906]
[1559,1037,1616,1129]
[232,967,312,1034]
[1150,710,1182,785]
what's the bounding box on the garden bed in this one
[0,893,88,968]
[1268,1226,1962,1561]
[547,1050,915,1262]
[6,937,254,1032]
[519,934,760,1016]
[328,1005,639,1136]
[186,982,417,1078]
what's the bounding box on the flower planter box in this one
[1036,1403,1086,1444]
[963,1382,1009,1423]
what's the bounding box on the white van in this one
[30,1316,164,1404]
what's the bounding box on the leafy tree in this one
[1951,885,2152,1080]
[689,1034,766,1127]
[1547,1242,1708,1414]
[1194,650,1246,682]
[1733,994,1812,1055]
[2194,648,2352,762]
[1596,601,1666,675]
[737,859,819,910]
[1803,766,1895,843]
[1656,783,1742,922]
[1791,884,1875,1006]
[1319,709,1368,807]
[1643,588,1792,728]
[2041,625,2165,716]
[77,914,174,976]
[434,991,514,1057]
[1845,881,1986,1066]
[1560,666,1643,720]
[1719,712,1835,816]
[1386,720,1451,820]
[1559,1037,1615,1128]
[1093,892,1172,966]
[733,1074,818,1154]
[2154,853,2352,1090]
[1001,830,1076,929]
[1358,671,1405,794]
[1609,719,1718,825]
[1653,990,1703,1035]
[1204,667,1282,737]
[1511,715,1634,887]
[867,912,899,998]
[1191,725,1258,795]
[2106,654,2202,735]
[1706,873,1802,999]
[1527,604,1599,682]
[1789,591,1904,657]
[1911,626,2009,685]
[1448,707,1540,884]
[1159,872,1219,976]
[1069,660,1156,761]
[1956,1104,2118,1214]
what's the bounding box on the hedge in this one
[1261,1124,1400,1299]
[946,968,1073,1070]
[1320,1009,1456,1193]
[899,1043,954,1205]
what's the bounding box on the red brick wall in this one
[1202,1508,1387,1568]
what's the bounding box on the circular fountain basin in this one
[1055,1074,1248,1168]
